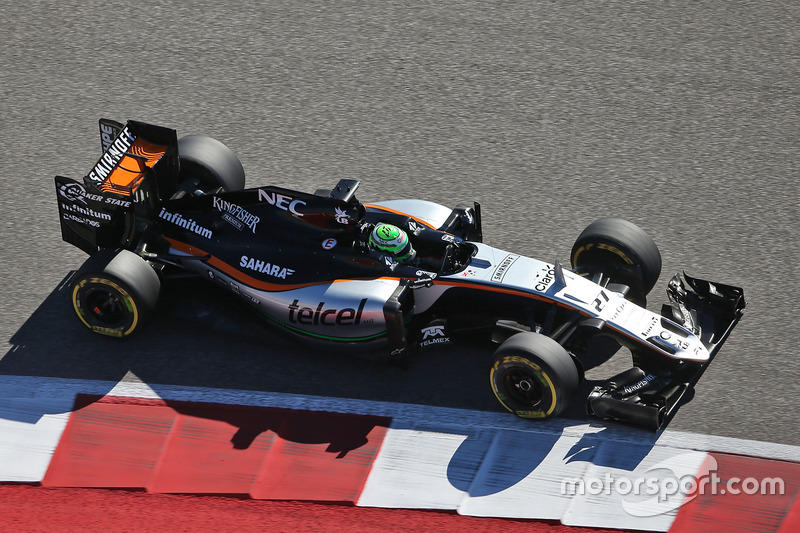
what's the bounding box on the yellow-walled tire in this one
[490,332,580,420]
[570,217,662,300]
[70,249,161,338]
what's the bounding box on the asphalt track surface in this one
[1,1,798,446]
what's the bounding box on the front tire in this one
[490,332,580,419]
[570,217,662,299]
[70,249,161,337]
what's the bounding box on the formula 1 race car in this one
[55,119,746,430]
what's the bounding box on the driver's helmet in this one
[369,223,416,263]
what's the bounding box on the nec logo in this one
[258,189,306,216]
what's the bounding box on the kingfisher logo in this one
[213,197,260,233]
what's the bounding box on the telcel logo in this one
[288,299,367,326]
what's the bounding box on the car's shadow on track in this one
[3,272,622,414]
[1,272,627,418]
[1,273,659,495]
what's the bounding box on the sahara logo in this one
[239,255,295,279]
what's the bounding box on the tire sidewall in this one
[491,354,561,418]
[490,332,579,419]
[71,274,141,337]
[571,217,662,297]
[70,249,160,338]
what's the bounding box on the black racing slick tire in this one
[70,249,161,338]
[570,217,662,299]
[490,332,580,420]
[177,134,246,192]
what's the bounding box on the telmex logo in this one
[288,298,367,326]
[422,325,446,339]
[420,325,451,347]
[258,189,306,216]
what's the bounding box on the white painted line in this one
[0,398,72,482]
[1,374,796,463]
[458,426,602,520]
[357,425,483,509]
[560,443,709,532]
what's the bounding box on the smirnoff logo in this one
[491,254,519,283]
[87,126,136,183]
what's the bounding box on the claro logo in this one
[288,299,367,326]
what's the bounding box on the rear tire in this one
[570,217,662,299]
[70,249,161,337]
[490,332,580,419]
[177,134,246,192]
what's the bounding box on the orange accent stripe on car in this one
[431,279,554,303]
[363,204,438,229]
[163,237,400,292]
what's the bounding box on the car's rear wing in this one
[84,119,179,199]
[55,120,181,254]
